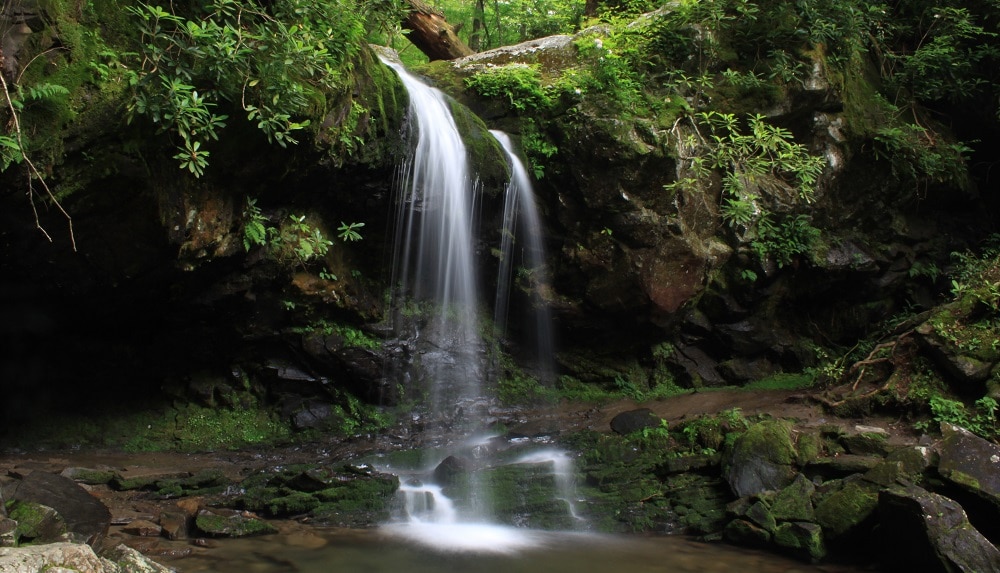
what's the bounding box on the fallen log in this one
[402,0,474,61]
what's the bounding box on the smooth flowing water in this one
[379,58,583,547]
[367,58,874,572]
[491,130,555,382]
[384,59,485,429]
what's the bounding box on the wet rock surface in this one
[2,471,110,547]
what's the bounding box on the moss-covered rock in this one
[7,500,66,543]
[233,463,398,527]
[773,521,826,562]
[841,431,890,456]
[724,518,771,548]
[771,474,816,522]
[724,419,797,497]
[813,481,877,539]
[195,509,277,537]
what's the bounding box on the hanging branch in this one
[0,62,76,251]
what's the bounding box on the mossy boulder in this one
[234,463,398,527]
[937,422,1000,508]
[724,420,797,497]
[195,509,277,537]
[841,429,890,456]
[771,473,816,522]
[774,521,826,562]
[3,471,110,547]
[6,501,66,543]
[724,518,771,547]
[813,481,878,539]
[60,468,116,486]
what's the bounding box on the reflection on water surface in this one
[158,524,876,573]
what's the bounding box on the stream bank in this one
[3,388,999,571]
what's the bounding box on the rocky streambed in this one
[1,392,1000,572]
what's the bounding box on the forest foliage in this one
[0,0,997,251]
[1,0,997,184]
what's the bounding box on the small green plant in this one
[464,63,552,112]
[242,197,364,269]
[751,214,822,268]
[273,215,334,265]
[242,198,268,251]
[337,221,365,242]
[919,395,1000,442]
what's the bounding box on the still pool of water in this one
[157,524,876,573]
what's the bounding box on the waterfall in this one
[383,59,485,432]
[491,130,555,382]
[380,56,581,552]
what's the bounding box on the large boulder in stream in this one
[878,484,1000,573]
[0,542,172,573]
[1,471,110,547]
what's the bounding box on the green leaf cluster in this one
[464,64,552,112]
[128,0,372,176]
[241,197,363,269]
[920,396,1000,442]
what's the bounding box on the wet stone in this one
[60,467,116,485]
[159,511,188,541]
[0,518,17,547]
[609,409,662,435]
[195,509,277,537]
[745,501,776,532]
[7,501,66,543]
[841,431,890,456]
[724,518,771,548]
[3,471,111,547]
[773,521,826,562]
[771,474,816,522]
[122,519,162,537]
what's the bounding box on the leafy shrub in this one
[129,0,370,176]
[752,214,822,269]
[464,64,551,112]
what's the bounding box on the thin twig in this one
[0,69,76,250]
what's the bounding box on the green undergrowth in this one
[0,399,293,452]
[289,318,382,350]
[741,372,817,392]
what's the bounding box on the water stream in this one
[378,58,581,550]
[491,130,555,382]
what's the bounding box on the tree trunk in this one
[469,0,484,51]
[402,0,474,61]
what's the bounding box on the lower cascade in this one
[378,57,581,552]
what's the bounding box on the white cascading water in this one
[380,58,578,553]
[384,58,483,421]
[491,130,555,382]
